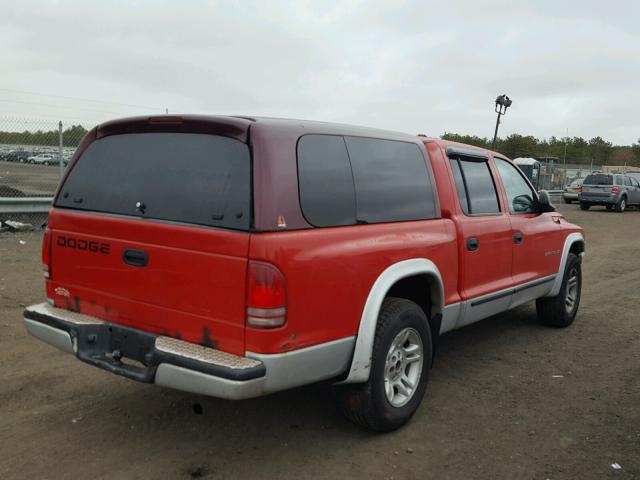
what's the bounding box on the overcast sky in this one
[1,0,638,144]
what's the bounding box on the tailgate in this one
[581,185,612,199]
[47,128,252,355]
[47,210,249,355]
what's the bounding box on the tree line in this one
[1,124,639,167]
[0,125,89,147]
[441,132,640,167]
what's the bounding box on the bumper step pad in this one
[23,302,265,383]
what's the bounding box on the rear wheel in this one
[579,202,590,210]
[615,196,627,212]
[605,204,613,210]
[563,197,572,204]
[335,297,432,432]
[536,253,581,328]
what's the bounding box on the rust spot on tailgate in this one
[200,326,219,349]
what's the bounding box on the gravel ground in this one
[0,160,62,196]
[1,203,639,480]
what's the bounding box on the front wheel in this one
[579,202,590,210]
[536,253,581,327]
[335,297,432,432]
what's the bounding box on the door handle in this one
[122,249,148,267]
[514,232,523,244]
[466,237,479,251]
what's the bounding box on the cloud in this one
[0,0,638,144]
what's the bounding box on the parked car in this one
[627,171,640,185]
[1,149,31,162]
[579,172,640,212]
[27,153,61,165]
[23,115,585,432]
[562,178,584,204]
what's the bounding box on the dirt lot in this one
[1,204,638,480]
[0,160,62,196]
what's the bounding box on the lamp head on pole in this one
[495,94,512,114]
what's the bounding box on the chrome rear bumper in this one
[24,303,355,399]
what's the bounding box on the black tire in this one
[536,253,581,328]
[615,196,627,213]
[335,297,432,432]
[563,198,572,204]
[605,204,613,210]
[579,202,590,210]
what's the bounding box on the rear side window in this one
[56,133,251,230]
[297,135,437,226]
[624,176,632,186]
[584,174,613,186]
[344,137,437,223]
[297,135,356,226]
[450,156,501,214]
[449,158,469,215]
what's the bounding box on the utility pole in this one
[492,94,512,150]
[562,127,568,167]
[58,121,64,180]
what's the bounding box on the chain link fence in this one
[537,161,602,191]
[0,117,89,230]
[0,116,628,230]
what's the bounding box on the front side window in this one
[494,158,537,214]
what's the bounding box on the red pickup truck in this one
[24,115,584,432]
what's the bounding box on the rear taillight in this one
[42,228,52,279]
[612,186,620,193]
[246,261,286,328]
[577,186,582,192]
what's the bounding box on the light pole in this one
[492,94,512,150]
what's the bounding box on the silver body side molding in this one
[247,336,355,394]
[158,337,356,399]
[343,232,585,384]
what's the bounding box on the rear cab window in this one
[56,133,252,230]
[297,134,438,226]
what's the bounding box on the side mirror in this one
[537,190,556,213]
[513,194,536,213]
